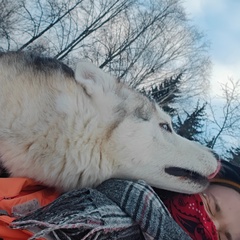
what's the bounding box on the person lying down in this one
[1,160,240,240]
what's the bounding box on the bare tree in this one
[0,0,25,50]
[17,0,84,52]
[204,78,240,155]
[0,0,135,54]
[79,0,210,100]
[0,0,210,100]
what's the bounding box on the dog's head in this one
[75,61,219,194]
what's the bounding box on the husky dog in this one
[0,51,219,194]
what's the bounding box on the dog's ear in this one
[75,60,101,81]
[74,60,105,96]
[75,60,115,96]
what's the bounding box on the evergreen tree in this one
[143,74,208,143]
[175,102,206,142]
[141,73,182,116]
[226,147,240,166]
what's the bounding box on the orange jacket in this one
[0,178,60,240]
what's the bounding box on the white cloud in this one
[182,0,240,96]
[182,0,204,15]
[183,0,226,16]
[209,60,240,95]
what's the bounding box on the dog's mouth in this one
[165,167,208,184]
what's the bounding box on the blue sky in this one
[183,0,240,94]
[182,0,240,153]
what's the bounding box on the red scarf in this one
[163,194,218,240]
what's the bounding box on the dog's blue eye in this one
[159,123,172,133]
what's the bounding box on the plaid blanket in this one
[11,179,192,240]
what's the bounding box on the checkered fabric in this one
[11,179,191,240]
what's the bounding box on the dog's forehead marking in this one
[116,84,156,121]
[104,83,157,139]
